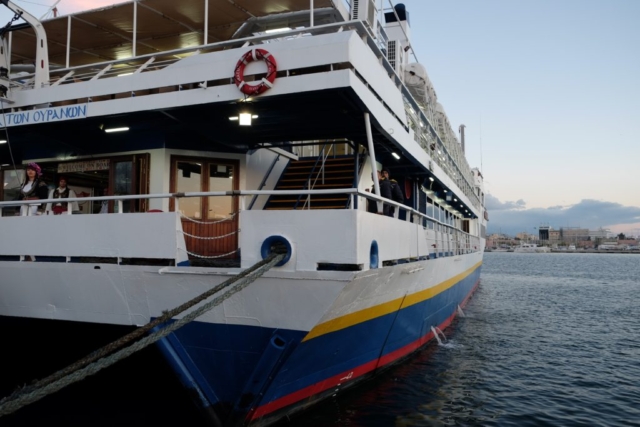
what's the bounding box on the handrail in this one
[0,189,480,244]
[247,153,281,210]
[301,146,333,210]
[292,143,328,210]
[13,21,364,88]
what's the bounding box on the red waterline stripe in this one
[249,277,480,421]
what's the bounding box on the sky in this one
[3,0,640,237]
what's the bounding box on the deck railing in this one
[0,188,481,256]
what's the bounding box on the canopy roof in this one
[8,0,337,67]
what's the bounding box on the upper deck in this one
[0,0,483,219]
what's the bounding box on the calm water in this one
[4,253,639,426]
[290,253,640,427]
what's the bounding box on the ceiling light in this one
[118,72,133,77]
[252,115,259,119]
[392,152,400,160]
[265,27,291,34]
[454,198,457,202]
[104,127,129,133]
[229,116,239,121]
[239,113,252,126]
[0,140,6,144]
[428,177,434,182]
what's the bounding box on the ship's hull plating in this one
[0,253,481,426]
[158,255,482,425]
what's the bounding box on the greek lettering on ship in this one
[0,105,87,127]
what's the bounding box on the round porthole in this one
[260,235,292,267]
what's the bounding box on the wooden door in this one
[171,157,239,259]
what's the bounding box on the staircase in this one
[263,156,359,210]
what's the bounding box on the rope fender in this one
[233,48,277,96]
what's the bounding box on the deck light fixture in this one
[239,113,252,126]
[265,27,291,34]
[428,177,434,182]
[392,152,400,160]
[0,140,6,144]
[230,114,258,123]
[104,127,129,133]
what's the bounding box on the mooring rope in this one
[0,251,285,418]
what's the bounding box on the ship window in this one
[176,161,203,218]
[2,169,25,202]
[113,161,133,213]
[171,157,238,221]
[208,163,234,220]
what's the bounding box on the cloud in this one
[484,194,526,211]
[486,196,640,236]
[59,0,121,14]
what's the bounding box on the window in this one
[171,157,238,220]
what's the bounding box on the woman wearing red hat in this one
[18,162,48,216]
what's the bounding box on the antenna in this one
[40,0,62,20]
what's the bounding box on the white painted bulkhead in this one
[0,251,480,332]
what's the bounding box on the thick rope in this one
[0,252,285,417]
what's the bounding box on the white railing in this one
[0,188,481,256]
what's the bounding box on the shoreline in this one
[486,249,640,254]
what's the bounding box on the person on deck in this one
[18,163,48,216]
[381,167,404,216]
[366,169,393,216]
[99,187,110,214]
[46,176,79,215]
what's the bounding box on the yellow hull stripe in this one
[302,260,482,342]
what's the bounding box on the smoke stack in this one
[459,124,466,154]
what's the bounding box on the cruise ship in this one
[0,1,487,425]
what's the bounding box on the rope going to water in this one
[0,251,286,418]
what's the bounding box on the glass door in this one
[171,157,239,259]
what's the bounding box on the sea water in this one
[292,253,640,426]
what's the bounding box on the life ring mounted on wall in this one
[233,49,277,96]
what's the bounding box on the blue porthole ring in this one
[261,235,292,267]
[370,240,379,269]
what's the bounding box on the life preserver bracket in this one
[233,48,277,96]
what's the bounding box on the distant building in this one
[589,228,612,240]
[559,227,589,243]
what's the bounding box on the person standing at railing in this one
[45,176,79,215]
[366,169,392,216]
[18,163,48,216]
[98,187,110,214]
[381,167,404,217]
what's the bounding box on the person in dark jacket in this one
[382,167,404,216]
[18,162,48,216]
[367,169,393,215]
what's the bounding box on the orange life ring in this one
[233,49,277,96]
